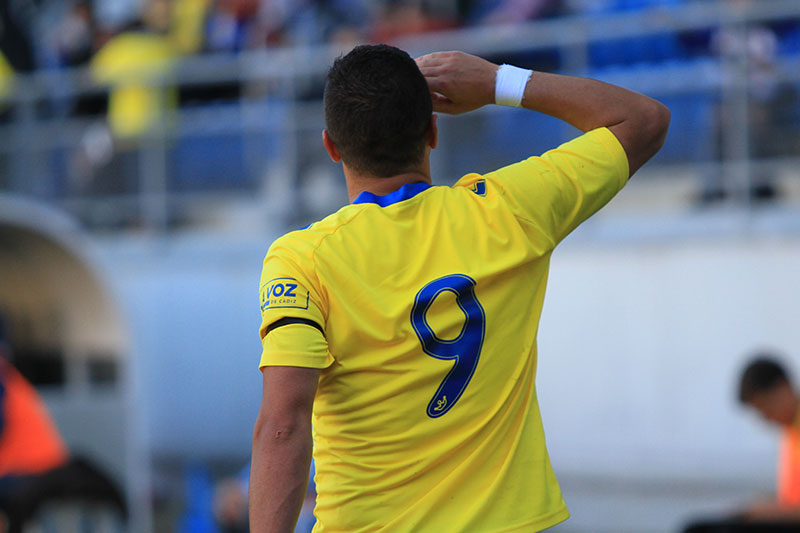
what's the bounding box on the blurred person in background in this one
[206,0,261,52]
[0,319,69,532]
[172,0,216,54]
[85,0,179,201]
[90,0,178,141]
[49,1,98,69]
[684,355,800,532]
[0,317,126,532]
[737,357,800,522]
[369,1,455,43]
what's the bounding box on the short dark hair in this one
[323,44,432,178]
[739,355,791,404]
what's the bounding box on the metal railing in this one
[0,0,798,231]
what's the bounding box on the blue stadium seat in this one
[651,92,715,164]
[588,0,688,68]
[180,463,218,533]
[778,24,800,55]
[171,132,250,191]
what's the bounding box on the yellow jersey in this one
[258,127,628,532]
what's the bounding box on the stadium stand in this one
[0,0,797,227]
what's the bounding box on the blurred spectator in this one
[0,352,68,532]
[739,357,800,518]
[683,355,800,532]
[0,348,69,485]
[90,0,178,140]
[0,324,65,530]
[51,2,97,68]
[370,1,456,43]
[0,319,126,532]
[172,0,215,54]
[206,0,261,52]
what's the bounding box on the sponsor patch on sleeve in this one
[260,277,310,313]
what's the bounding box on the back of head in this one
[739,354,790,404]
[324,44,433,178]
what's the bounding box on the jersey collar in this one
[351,182,432,207]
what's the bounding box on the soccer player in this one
[250,45,669,532]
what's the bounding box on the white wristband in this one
[494,64,532,107]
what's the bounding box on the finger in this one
[415,52,449,64]
[423,76,448,94]
[417,63,446,78]
[415,55,435,70]
[415,53,451,71]
[430,93,457,114]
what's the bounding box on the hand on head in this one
[415,51,498,115]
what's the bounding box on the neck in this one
[345,169,432,203]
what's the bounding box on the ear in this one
[322,130,342,162]
[427,115,438,150]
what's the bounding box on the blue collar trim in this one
[352,182,432,207]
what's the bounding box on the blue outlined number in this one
[411,274,486,418]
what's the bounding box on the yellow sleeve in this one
[260,323,332,369]
[481,127,628,246]
[258,233,332,369]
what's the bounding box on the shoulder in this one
[537,128,628,178]
[265,204,366,262]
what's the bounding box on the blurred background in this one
[0,0,799,531]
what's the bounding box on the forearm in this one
[521,71,651,132]
[521,71,669,175]
[249,417,313,533]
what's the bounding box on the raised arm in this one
[249,365,319,533]
[416,51,670,177]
